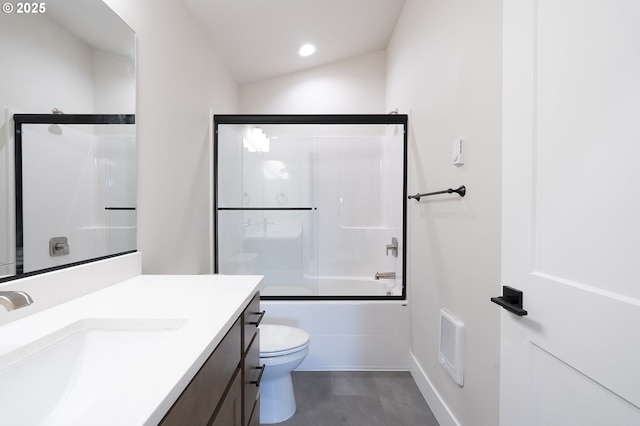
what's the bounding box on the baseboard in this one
[409,352,460,426]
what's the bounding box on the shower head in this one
[48,124,62,135]
[49,108,64,134]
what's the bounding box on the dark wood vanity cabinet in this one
[243,293,263,426]
[160,292,262,426]
[210,370,242,426]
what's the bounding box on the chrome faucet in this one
[0,291,34,312]
[263,218,275,232]
[375,272,396,280]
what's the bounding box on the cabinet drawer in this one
[161,319,241,425]
[244,331,262,424]
[243,292,262,353]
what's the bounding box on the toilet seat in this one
[260,324,310,357]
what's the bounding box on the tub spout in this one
[0,291,33,312]
[375,272,396,280]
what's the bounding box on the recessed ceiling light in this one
[297,43,316,57]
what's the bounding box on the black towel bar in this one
[408,185,466,201]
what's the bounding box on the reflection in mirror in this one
[15,114,136,274]
[0,0,136,281]
[0,0,135,115]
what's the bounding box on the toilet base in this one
[260,373,296,424]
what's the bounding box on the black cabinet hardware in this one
[491,285,528,316]
[250,364,266,387]
[249,310,266,326]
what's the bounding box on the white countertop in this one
[0,273,262,425]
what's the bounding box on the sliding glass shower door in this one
[214,115,407,300]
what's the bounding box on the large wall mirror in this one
[0,0,136,281]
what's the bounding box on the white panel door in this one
[501,1,640,424]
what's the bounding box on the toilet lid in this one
[260,324,310,356]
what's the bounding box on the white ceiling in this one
[182,0,407,85]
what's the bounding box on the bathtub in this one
[260,275,402,297]
[261,299,409,370]
[259,275,409,371]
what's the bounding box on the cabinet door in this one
[247,397,260,426]
[211,370,242,426]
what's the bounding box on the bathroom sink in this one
[0,317,187,425]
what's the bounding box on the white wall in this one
[93,49,136,114]
[0,13,95,116]
[103,0,238,274]
[386,1,502,426]
[240,51,387,114]
[0,11,135,116]
[0,111,13,277]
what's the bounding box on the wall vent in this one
[439,308,464,386]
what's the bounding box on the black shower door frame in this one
[213,114,408,301]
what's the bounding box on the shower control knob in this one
[386,237,398,257]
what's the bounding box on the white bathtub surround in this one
[20,122,136,273]
[262,300,410,371]
[0,271,262,425]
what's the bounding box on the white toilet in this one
[259,324,310,424]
